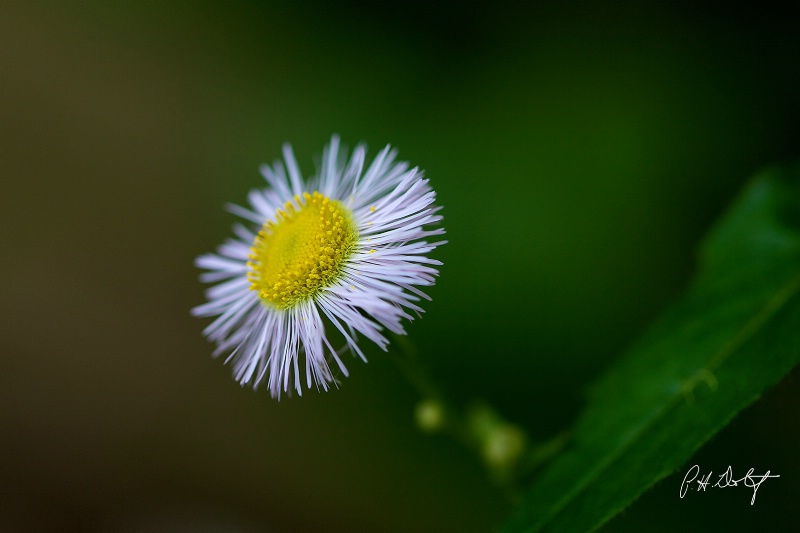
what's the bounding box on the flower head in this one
[193,136,445,398]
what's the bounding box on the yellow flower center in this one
[247,191,358,310]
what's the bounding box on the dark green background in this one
[2,1,798,531]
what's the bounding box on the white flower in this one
[193,136,445,398]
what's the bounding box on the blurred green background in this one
[2,1,798,531]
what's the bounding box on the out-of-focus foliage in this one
[506,166,800,531]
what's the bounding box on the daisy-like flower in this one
[193,136,445,398]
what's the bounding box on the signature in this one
[679,465,780,505]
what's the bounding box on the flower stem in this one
[387,335,568,499]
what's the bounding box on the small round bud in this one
[482,424,526,470]
[415,399,445,432]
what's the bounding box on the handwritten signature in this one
[679,465,780,505]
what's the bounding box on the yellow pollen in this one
[247,191,357,310]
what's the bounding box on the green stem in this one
[387,334,475,452]
[387,334,569,500]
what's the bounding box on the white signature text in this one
[679,465,779,505]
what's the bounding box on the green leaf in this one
[504,165,800,532]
